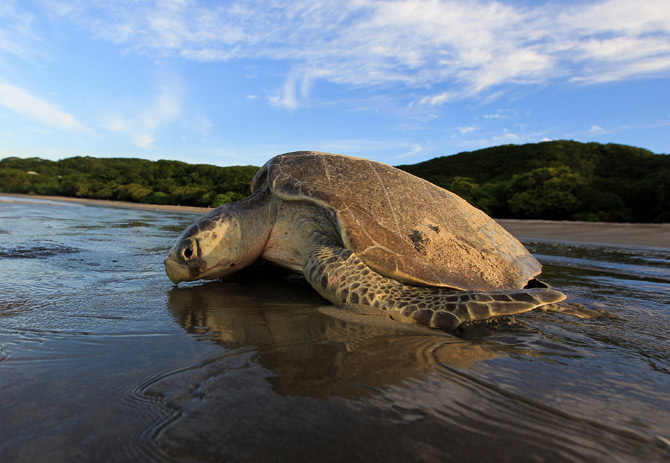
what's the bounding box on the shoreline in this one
[0,192,211,214]
[2,193,669,250]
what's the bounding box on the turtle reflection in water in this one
[165,151,567,330]
[167,279,503,399]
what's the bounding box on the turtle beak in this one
[165,255,191,285]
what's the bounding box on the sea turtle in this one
[165,151,566,330]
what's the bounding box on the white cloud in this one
[44,0,670,108]
[0,80,89,131]
[316,138,424,161]
[392,144,424,160]
[269,71,300,110]
[484,112,507,119]
[269,66,333,109]
[493,129,519,143]
[419,91,460,106]
[140,85,181,130]
[455,126,550,151]
[133,133,155,148]
[104,80,183,148]
[0,2,38,61]
[457,126,477,135]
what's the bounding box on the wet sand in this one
[2,193,668,249]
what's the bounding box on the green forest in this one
[0,156,258,208]
[1,140,668,222]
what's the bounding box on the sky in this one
[1,0,669,167]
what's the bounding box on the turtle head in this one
[164,205,263,284]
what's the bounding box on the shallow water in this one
[1,197,669,463]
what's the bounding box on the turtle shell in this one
[251,151,541,291]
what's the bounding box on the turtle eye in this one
[182,245,195,260]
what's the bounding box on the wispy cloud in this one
[316,138,425,161]
[588,125,607,135]
[0,2,39,62]
[0,80,89,131]
[455,126,553,152]
[392,144,424,160]
[43,0,670,108]
[105,81,183,148]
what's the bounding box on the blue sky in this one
[1,0,669,167]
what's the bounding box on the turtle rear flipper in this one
[303,239,566,331]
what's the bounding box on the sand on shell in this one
[2,193,668,250]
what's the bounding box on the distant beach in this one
[2,193,669,249]
[0,193,211,214]
[496,219,670,250]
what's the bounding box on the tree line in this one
[0,156,258,207]
[1,140,668,222]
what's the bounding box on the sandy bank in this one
[2,193,668,249]
[496,219,669,250]
[0,193,211,214]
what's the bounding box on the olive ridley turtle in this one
[165,151,566,330]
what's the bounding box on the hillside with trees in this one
[398,141,669,223]
[0,156,258,207]
[1,140,668,222]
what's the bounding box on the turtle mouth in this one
[197,261,238,281]
[165,256,236,284]
[165,256,193,284]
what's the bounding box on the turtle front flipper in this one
[304,242,566,330]
[395,288,567,329]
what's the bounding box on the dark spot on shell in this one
[349,293,359,304]
[408,230,429,254]
[429,225,440,233]
[230,263,236,268]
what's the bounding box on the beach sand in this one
[2,193,668,249]
[0,193,211,214]
[496,219,669,249]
